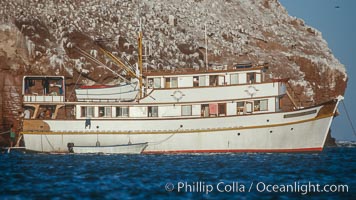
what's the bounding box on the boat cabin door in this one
[165,78,171,88]
[245,102,253,114]
[201,104,209,117]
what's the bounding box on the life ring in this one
[171,90,185,101]
[245,86,258,97]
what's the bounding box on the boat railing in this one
[23,94,64,103]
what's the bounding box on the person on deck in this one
[24,109,31,119]
[45,109,51,119]
[9,125,16,147]
[39,111,45,119]
[85,118,91,129]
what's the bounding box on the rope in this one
[148,133,176,145]
[148,127,182,145]
[0,130,10,135]
[341,100,356,137]
[44,134,55,151]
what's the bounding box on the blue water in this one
[1,145,355,199]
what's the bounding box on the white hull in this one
[22,103,337,153]
[21,70,342,154]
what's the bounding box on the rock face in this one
[0,0,347,145]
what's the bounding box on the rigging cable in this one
[67,71,82,101]
[341,100,356,137]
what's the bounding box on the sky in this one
[279,0,356,141]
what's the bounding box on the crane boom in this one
[98,47,138,79]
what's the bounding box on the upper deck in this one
[23,76,65,103]
[143,65,266,90]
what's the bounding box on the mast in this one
[138,19,143,99]
[205,23,208,71]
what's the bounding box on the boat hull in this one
[71,143,148,154]
[22,100,338,153]
[75,83,138,101]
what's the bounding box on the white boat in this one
[75,82,138,102]
[20,64,342,154]
[68,142,148,154]
[19,31,343,154]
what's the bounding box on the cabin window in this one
[182,105,192,116]
[260,99,268,111]
[99,106,112,117]
[278,97,283,110]
[154,78,161,88]
[218,76,225,85]
[116,107,129,117]
[209,75,218,86]
[230,74,239,85]
[256,73,262,83]
[148,78,161,88]
[81,106,94,117]
[247,72,256,84]
[165,77,178,88]
[236,101,245,115]
[171,77,178,88]
[148,106,158,117]
[199,75,206,86]
[148,78,154,88]
[254,99,268,111]
[193,76,199,87]
[165,78,170,88]
[218,103,226,116]
[193,76,207,86]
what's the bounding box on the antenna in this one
[137,18,143,99]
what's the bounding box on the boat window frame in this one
[236,101,245,115]
[116,106,129,117]
[148,77,161,89]
[81,106,95,118]
[247,72,256,84]
[99,106,112,118]
[181,105,192,116]
[193,76,199,87]
[218,103,227,116]
[254,99,268,112]
[148,106,159,117]
[165,77,178,88]
[230,73,239,85]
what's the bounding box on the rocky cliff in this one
[0,0,347,145]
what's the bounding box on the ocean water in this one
[1,144,355,199]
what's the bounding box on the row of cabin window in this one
[81,106,191,118]
[80,99,268,118]
[237,100,268,113]
[81,106,129,118]
[147,72,259,89]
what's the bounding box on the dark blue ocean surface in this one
[1,145,355,199]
